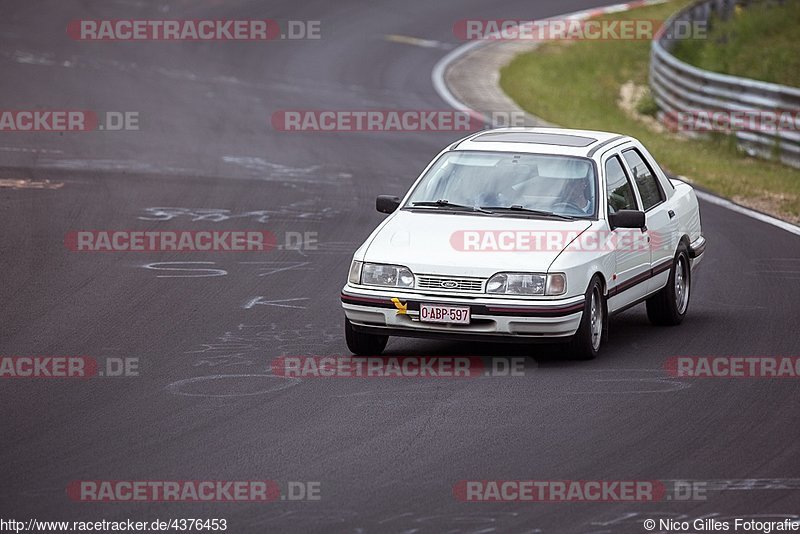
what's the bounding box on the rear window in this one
[605,156,637,213]
[622,149,664,210]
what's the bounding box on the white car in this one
[341,128,705,359]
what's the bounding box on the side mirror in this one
[376,195,401,214]
[609,209,646,230]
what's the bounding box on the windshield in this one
[405,151,597,218]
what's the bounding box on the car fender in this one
[548,221,615,299]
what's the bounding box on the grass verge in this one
[499,0,800,222]
[672,0,800,87]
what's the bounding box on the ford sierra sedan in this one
[341,128,705,359]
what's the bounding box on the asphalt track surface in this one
[1,1,799,532]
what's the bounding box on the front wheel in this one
[345,318,388,355]
[646,245,691,326]
[568,276,606,360]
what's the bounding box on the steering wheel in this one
[551,201,586,215]
[478,192,505,207]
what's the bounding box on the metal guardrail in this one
[650,0,800,168]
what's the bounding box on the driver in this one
[562,175,594,215]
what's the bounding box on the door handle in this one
[668,210,675,219]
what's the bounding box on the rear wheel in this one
[568,276,606,360]
[646,245,691,326]
[345,318,388,355]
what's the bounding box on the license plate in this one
[419,303,471,324]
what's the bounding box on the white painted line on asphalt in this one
[432,0,667,123]
[430,0,800,238]
[384,34,453,50]
[431,39,486,119]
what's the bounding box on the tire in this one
[345,318,388,355]
[568,275,606,360]
[646,244,691,326]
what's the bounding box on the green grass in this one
[499,0,800,221]
[635,90,659,117]
[672,0,800,87]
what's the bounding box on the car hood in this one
[363,210,593,277]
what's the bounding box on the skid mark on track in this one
[166,374,299,398]
[36,158,194,174]
[0,178,63,189]
[141,261,227,278]
[139,261,312,279]
[566,369,690,394]
[238,262,313,277]
[669,479,800,491]
[748,258,800,280]
[0,146,63,154]
[165,323,341,397]
[243,297,309,310]
[222,155,353,182]
[139,205,341,223]
[1,46,407,103]
[7,49,74,67]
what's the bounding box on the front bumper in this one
[341,286,585,342]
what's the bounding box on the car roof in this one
[452,127,631,158]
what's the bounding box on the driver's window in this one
[605,156,637,214]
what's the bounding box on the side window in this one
[622,149,664,210]
[604,156,637,214]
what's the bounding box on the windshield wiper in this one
[411,200,492,214]
[480,205,577,220]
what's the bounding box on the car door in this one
[620,147,677,294]
[602,152,651,312]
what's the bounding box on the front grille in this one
[416,275,484,293]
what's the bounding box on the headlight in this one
[486,272,566,296]
[348,260,363,284]
[360,263,414,288]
